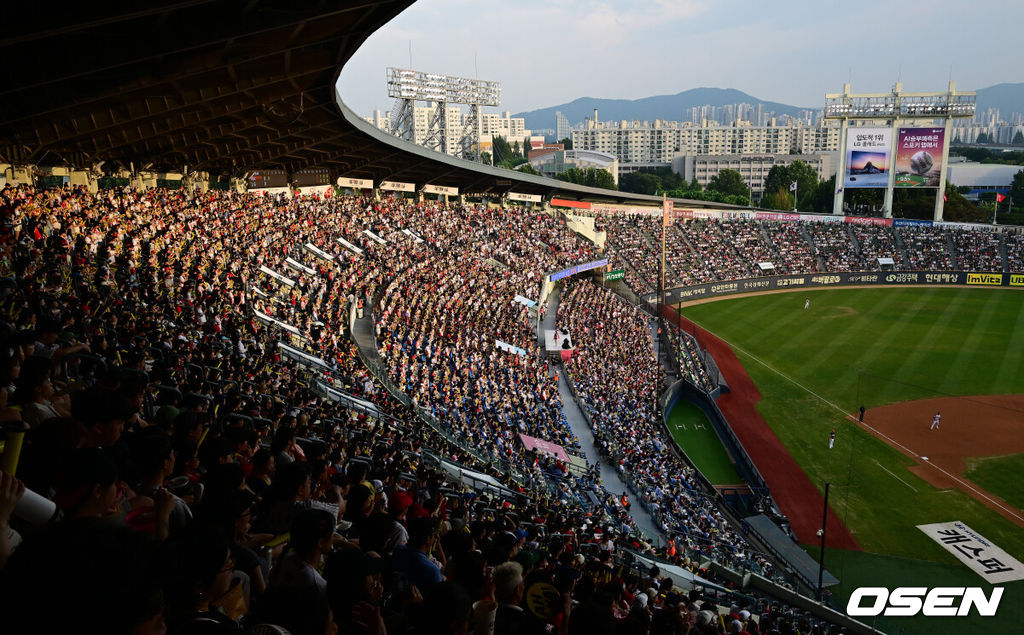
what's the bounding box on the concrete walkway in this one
[546,285,664,542]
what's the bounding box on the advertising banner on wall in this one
[653,270,1023,304]
[845,127,891,188]
[895,127,945,187]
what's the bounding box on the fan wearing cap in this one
[359,488,413,556]
[383,490,413,553]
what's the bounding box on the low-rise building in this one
[673,153,836,201]
[529,149,619,185]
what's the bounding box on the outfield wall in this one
[643,270,1024,304]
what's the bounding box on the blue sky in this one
[339,0,1023,118]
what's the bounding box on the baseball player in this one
[931,411,941,430]
[828,429,835,449]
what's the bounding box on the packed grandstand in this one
[0,181,1022,635]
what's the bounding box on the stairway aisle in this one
[545,285,664,542]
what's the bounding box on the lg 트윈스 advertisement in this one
[845,127,891,188]
[895,127,945,187]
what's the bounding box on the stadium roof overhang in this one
[0,0,735,207]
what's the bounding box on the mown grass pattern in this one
[681,288,1024,563]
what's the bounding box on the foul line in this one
[873,459,917,492]
[688,320,850,415]
[850,414,1024,525]
[686,317,1024,525]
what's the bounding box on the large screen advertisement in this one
[894,127,945,187]
[845,127,891,188]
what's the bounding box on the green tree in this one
[1013,131,1024,146]
[619,171,661,195]
[480,151,492,165]
[517,163,541,176]
[762,161,818,211]
[951,147,1024,164]
[976,132,991,144]
[810,175,836,213]
[762,165,792,207]
[788,161,820,212]
[762,188,793,211]
[892,188,934,219]
[943,183,986,223]
[706,169,750,200]
[492,136,513,164]
[556,167,617,190]
[1010,169,1024,207]
[558,137,573,150]
[688,177,701,192]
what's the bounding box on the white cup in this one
[13,487,57,525]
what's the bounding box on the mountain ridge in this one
[513,83,1024,134]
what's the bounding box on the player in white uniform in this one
[931,411,941,430]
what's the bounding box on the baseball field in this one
[675,286,1024,634]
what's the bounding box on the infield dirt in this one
[855,395,1024,528]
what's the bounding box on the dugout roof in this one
[0,0,732,205]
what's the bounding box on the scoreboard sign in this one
[248,170,287,189]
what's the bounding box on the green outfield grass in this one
[814,546,1024,635]
[680,288,1024,564]
[665,400,744,485]
[965,453,1024,510]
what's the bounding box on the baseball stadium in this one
[0,2,1020,635]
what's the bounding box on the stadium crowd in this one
[0,183,784,635]
[556,281,759,572]
[593,215,1022,292]
[897,226,953,270]
[14,179,1019,633]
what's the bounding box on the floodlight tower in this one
[386,67,501,161]
[824,81,975,221]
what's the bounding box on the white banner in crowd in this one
[590,203,662,216]
[278,341,330,371]
[258,266,296,287]
[285,257,316,275]
[401,229,424,243]
[252,309,301,336]
[917,521,1024,583]
[336,237,364,256]
[507,192,542,203]
[362,229,387,245]
[423,184,459,196]
[513,294,537,308]
[378,180,415,193]
[338,177,373,189]
[304,243,335,261]
[495,339,528,357]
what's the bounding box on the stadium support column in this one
[882,113,899,218]
[933,83,957,222]
[832,119,849,216]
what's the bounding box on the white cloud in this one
[339,0,1024,117]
